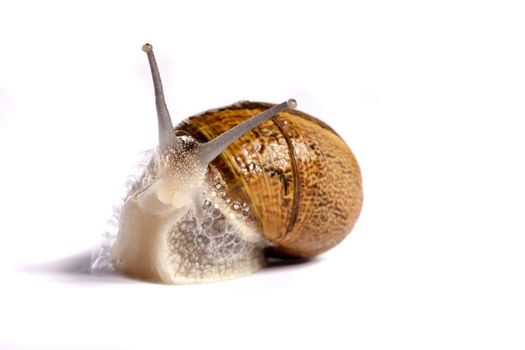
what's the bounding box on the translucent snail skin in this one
[109,44,362,284]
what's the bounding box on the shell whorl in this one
[176,101,363,257]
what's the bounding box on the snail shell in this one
[109,44,362,284]
[177,101,362,258]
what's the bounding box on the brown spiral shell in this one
[176,101,363,258]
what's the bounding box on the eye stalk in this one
[142,43,175,149]
[197,99,297,164]
[142,43,298,166]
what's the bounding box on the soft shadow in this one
[18,249,321,284]
[264,248,321,271]
[21,250,93,274]
[266,257,318,269]
[18,250,134,284]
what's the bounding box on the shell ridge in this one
[272,116,301,238]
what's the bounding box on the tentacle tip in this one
[287,98,297,109]
[142,43,153,53]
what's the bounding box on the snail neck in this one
[112,197,190,282]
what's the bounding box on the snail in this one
[109,43,363,284]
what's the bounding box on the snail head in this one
[137,43,297,217]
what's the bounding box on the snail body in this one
[110,44,363,284]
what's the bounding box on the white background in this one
[0,1,524,349]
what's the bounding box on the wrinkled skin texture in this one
[112,136,266,284]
